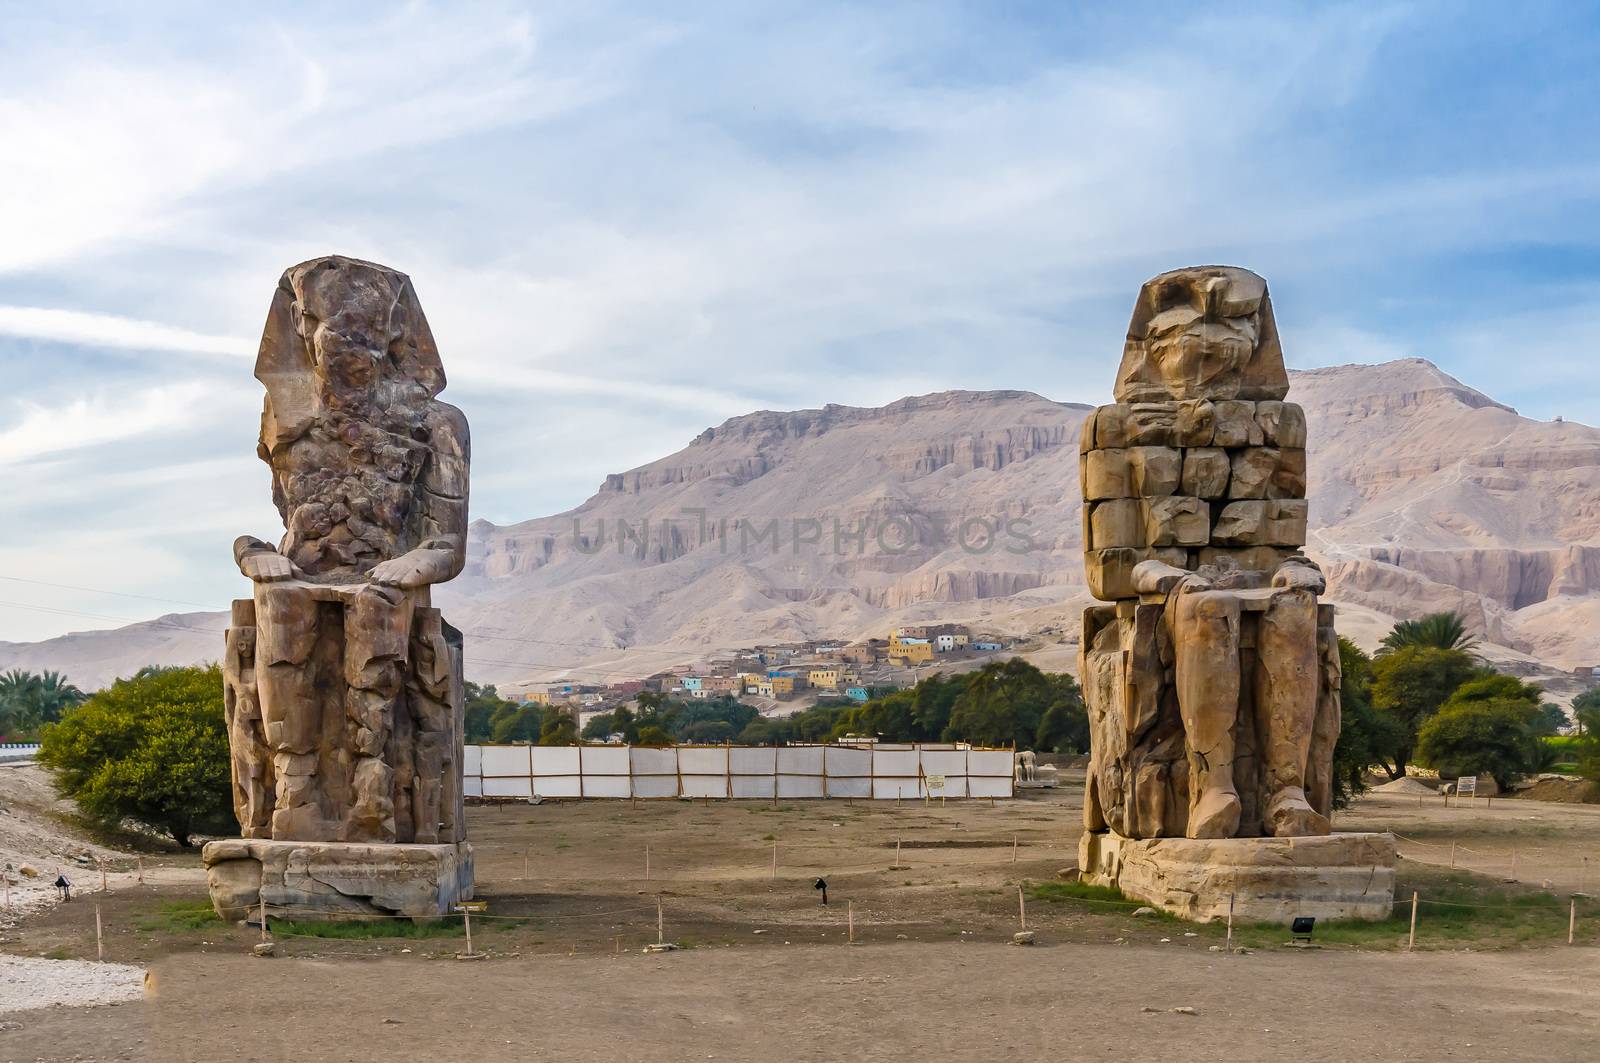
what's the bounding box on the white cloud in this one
[0,383,224,465]
[0,306,251,358]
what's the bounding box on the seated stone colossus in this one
[204,256,473,920]
[1078,265,1340,844]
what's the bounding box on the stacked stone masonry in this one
[1080,399,1309,601]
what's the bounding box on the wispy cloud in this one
[4,1,1600,640]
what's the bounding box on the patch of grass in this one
[270,918,463,940]
[135,900,221,932]
[1029,879,1131,906]
[1230,867,1600,951]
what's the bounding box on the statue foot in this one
[1187,788,1241,839]
[1265,788,1330,837]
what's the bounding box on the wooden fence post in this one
[95,903,104,962]
[1408,891,1419,952]
[1225,893,1234,954]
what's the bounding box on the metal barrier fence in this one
[463,743,1016,800]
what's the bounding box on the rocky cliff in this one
[10,359,1600,689]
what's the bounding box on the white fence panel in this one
[777,746,824,775]
[582,746,630,775]
[533,775,583,799]
[729,747,776,775]
[481,746,531,777]
[872,777,922,800]
[632,774,679,798]
[482,775,533,798]
[681,775,730,799]
[730,774,776,798]
[920,749,968,777]
[873,748,919,779]
[826,775,871,798]
[967,750,1014,779]
[582,774,632,798]
[778,774,825,799]
[531,746,581,776]
[463,743,1013,799]
[968,775,1013,798]
[678,747,729,776]
[630,747,679,775]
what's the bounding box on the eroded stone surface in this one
[213,256,475,921]
[1080,266,1340,863]
[1078,831,1397,922]
[204,839,474,920]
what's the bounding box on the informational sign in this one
[453,901,488,913]
[1456,775,1477,800]
[925,774,946,793]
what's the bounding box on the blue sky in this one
[4,1,1600,641]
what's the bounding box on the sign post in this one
[1456,775,1477,806]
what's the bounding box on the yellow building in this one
[808,668,840,690]
[769,674,798,696]
[888,641,934,665]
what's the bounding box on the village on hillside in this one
[503,623,1016,734]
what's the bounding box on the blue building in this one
[844,686,870,703]
[973,641,1003,651]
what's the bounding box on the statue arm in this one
[233,535,297,583]
[368,404,469,589]
[1131,558,1206,596]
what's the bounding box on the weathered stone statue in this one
[1076,266,1394,921]
[204,256,474,920]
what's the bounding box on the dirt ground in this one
[3,776,1599,1061]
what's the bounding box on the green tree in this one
[464,682,518,744]
[1573,700,1600,785]
[943,659,1082,749]
[488,702,543,744]
[36,665,232,847]
[1330,638,1402,807]
[1416,699,1540,786]
[1369,646,1481,779]
[1530,704,1568,737]
[1380,611,1477,654]
[0,669,87,738]
[635,724,671,746]
[538,712,578,746]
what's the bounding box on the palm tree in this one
[0,669,86,738]
[1380,611,1478,654]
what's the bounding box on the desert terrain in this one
[2,768,1597,1062]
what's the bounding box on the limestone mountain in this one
[7,358,1600,690]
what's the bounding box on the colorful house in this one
[844,686,870,702]
[808,668,840,690]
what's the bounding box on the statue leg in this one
[254,582,331,839]
[342,584,413,842]
[1256,588,1330,836]
[222,599,272,838]
[1171,588,1242,839]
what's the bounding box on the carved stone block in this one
[1083,448,1132,499]
[1212,400,1264,447]
[1128,446,1181,496]
[1175,400,1215,446]
[1211,500,1266,545]
[1143,496,1209,547]
[1089,499,1143,549]
[1228,446,1280,499]
[1269,447,1307,499]
[1125,404,1178,447]
[1264,498,1308,546]
[1180,447,1230,498]
[1255,401,1307,448]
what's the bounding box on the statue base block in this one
[1078,830,1395,923]
[203,839,474,922]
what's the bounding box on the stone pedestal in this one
[204,839,474,921]
[1078,830,1396,923]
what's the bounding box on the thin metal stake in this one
[1012,834,1018,864]
[463,906,474,957]
[657,897,664,945]
[1226,892,1234,954]
[95,903,104,962]
[1570,897,1577,946]
[771,842,777,879]
[848,900,855,943]
[259,893,268,943]
[1017,884,1027,930]
[1408,891,1419,952]
[645,844,651,882]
